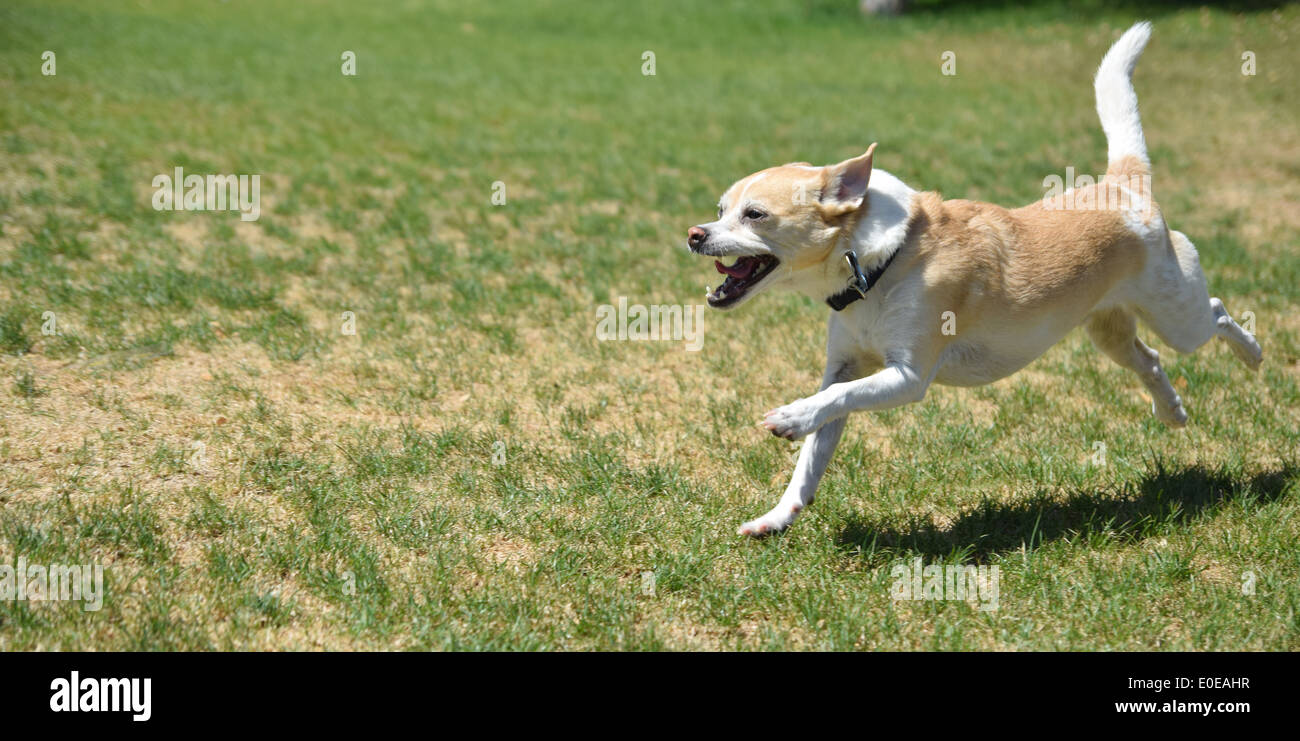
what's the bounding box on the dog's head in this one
[688,144,877,309]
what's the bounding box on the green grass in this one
[0,0,1297,650]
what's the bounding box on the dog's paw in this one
[761,398,823,440]
[1154,398,1188,428]
[737,505,803,537]
[1228,333,1264,372]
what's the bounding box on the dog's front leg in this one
[739,415,848,536]
[739,361,857,537]
[743,362,929,536]
[762,363,929,441]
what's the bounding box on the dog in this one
[686,22,1263,537]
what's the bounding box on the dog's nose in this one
[688,226,708,249]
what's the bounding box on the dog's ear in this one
[820,143,876,216]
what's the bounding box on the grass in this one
[0,0,1297,650]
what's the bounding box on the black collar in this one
[825,249,899,311]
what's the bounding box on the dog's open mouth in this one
[706,255,780,308]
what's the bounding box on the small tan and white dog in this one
[686,22,1263,537]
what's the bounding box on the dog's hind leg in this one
[1210,297,1263,371]
[1086,307,1187,427]
[1132,230,1262,370]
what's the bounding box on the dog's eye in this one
[744,208,767,221]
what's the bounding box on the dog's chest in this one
[828,295,891,358]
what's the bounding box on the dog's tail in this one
[1095,21,1153,180]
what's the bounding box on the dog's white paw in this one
[761,398,823,440]
[1154,398,1188,428]
[737,504,803,537]
[1226,332,1264,372]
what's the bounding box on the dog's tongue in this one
[715,257,756,279]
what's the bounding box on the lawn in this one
[0,0,1297,650]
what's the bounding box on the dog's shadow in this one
[835,461,1296,564]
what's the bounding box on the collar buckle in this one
[845,252,871,298]
[825,248,899,312]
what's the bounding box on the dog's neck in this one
[850,169,916,268]
[788,169,918,305]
